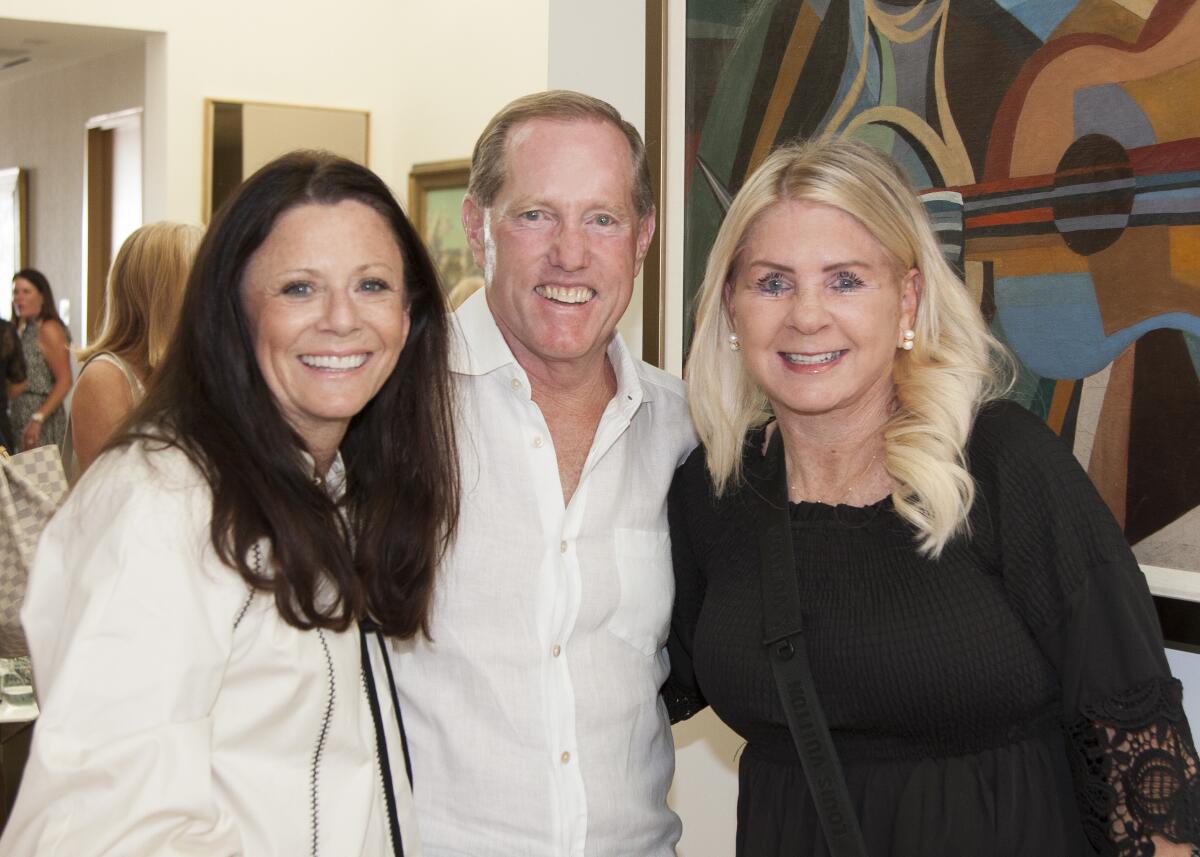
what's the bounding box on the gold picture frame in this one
[0,168,28,321]
[408,159,483,299]
[202,98,370,222]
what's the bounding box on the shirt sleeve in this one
[0,452,247,856]
[973,401,1200,856]
[664,451,710,724]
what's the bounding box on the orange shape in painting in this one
[1122,59,1200,141]
[1089,226,1200,335]
[1171,226,1200,289]
[1010,2,1200,176]
[965,234,1090,279]
[1050,0,1152,42]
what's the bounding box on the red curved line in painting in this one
[1129,138,1200,174]
[982,0,1196,182]
[965,207,1054,229]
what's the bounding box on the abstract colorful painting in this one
[685,0,1200,572]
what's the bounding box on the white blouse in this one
[392,290,697,856]
[1,440,420,856]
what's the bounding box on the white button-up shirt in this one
[5,443,420,857]
[393,290,697,857]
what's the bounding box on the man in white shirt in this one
[392,91,696,856]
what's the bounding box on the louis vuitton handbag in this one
[0,444,68,657]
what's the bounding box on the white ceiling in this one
[0,18,150,86]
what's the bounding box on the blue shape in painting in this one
[1073,85,1155,148]
[996,0,1077,42]
[820,2,871,130]
[994,272,1200,378]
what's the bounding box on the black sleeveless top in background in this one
[0,318,27,451]
[667,400,1199,857]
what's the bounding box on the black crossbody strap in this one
[756,430,868,857]
[360,621,406,857]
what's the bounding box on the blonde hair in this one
[688,138,1012,556]
[78,221,203,371]
[468,90,654,219]
[447,275,484,310]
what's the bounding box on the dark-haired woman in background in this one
[10,268,71,451]
[1,151,458,855]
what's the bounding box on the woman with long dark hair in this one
[2,151,458,855]
[10,268,71,451]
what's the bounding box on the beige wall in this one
[0,0,550,222]
[0,0,548,334]
[1,2,741,852]
[239,103,370,178]
[548,2,649,358]
[0,44,144,331]
[548,4,740,855]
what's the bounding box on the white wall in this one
[1167,649,1200,725]
[0,0,550,223]
[0,0,549,341]
[0,44,143,331]
[548,5,739,855]
[548,1,649,359]
[108,115,143,260]
[240,104,369,180]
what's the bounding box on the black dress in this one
[666,400,1200,857]
[0,318,26,452]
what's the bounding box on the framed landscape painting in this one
[408,159,484,299]
[0,168,27,321]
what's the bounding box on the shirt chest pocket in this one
[607,528,674,657]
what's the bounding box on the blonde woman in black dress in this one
[668,138,1200,857]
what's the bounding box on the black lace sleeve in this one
[665,449,710,725]
[968,404,1200,854]
[662,674,708,725]
[1067,677,1200,856]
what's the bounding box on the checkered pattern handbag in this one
[0,444,68,657]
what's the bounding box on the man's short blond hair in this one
[467,90,654,219]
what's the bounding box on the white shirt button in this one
[510,378,522,390]
[560,751,571,764]
[532,436,544,448]
[559,540,568,553]
[552,644,561,657]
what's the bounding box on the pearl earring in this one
[901,329,915,351]
[728,333,741,352]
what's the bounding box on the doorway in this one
[84,108,141,345]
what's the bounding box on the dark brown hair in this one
[12,268,66,326]
[118,151,459,638]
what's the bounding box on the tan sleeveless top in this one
[64,352,146,485]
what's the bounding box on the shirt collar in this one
[449,287,514,377]
[299,449,347,500]
[449,287,652,408]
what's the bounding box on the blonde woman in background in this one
[446,274,483,310]
[666,138,1200,856]
[65,222,202,480]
